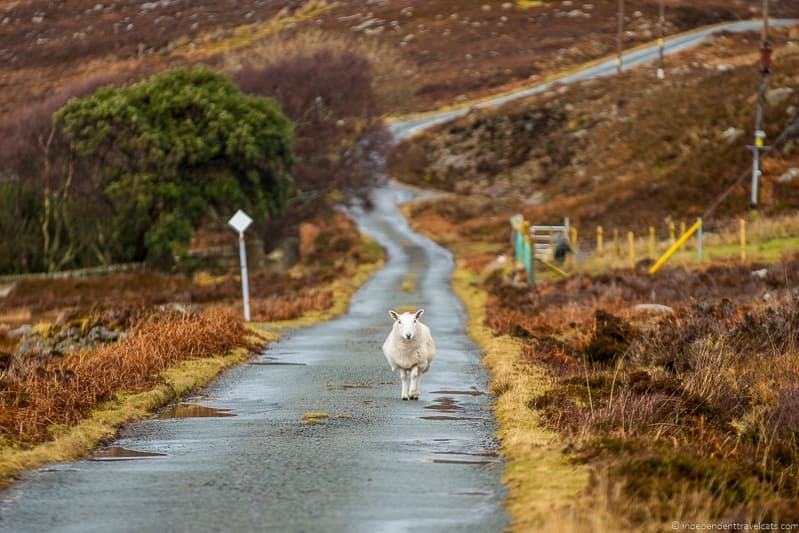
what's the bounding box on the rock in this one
[766,87,795,107]
[15,335,48,356]
[631,303,675,316]
[482,255,508,279]
[159,302,190,314]
[778,168,799,184]
[8,324,32,339]
[351,18,380,32]
[751,268,768,279]
[0,282,15,299]
[87,326,120,343]
[721,127,744,144]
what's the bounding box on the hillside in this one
[2,0,799,115]
[392,25,799,241]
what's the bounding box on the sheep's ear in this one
[414,309,424,321]
[389,310,400,321]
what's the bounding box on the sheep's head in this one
[389,309,424,341]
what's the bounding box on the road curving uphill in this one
[388,18,797,141]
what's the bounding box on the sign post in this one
[228,209,253,322]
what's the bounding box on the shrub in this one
[55,66,294,267]
[0,74,126,273]
[234,48,391,248]
[235,49,380,198]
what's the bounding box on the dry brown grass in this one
[0,309,258,445]
[482,257,799,525]
[252,291,334,322]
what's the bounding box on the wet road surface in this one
[0,184,506,533]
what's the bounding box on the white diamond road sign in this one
[228,210,253,234]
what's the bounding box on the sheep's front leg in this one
[400,369,410,400]
[409,366,420,400]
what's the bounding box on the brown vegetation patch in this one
[481,254,799,524]
[0,309,258,445]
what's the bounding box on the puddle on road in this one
[328,382,374,390]
[434,451,499,458]
[419,415,481,421]
[157,403,236,419]
[91,447,166,461]
[431,389,484,396]
[248,361,307,366]
[429,459,493,465]
[424,396,464,412]
[342,383,374,389]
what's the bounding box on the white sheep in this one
[382,309,436,400]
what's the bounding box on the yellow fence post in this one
[613,229,620,257]
[628,231,635,268]
[649,219,702,274]
[597,226,604,254]
[669,221,676,245]
[648,226,656,259]
[739,218,747,262]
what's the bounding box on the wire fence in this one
[510,212,799,284]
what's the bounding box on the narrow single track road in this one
[0,185,506,533]
[389,18,797,140]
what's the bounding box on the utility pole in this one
[616,0,625,73]
[750,0,772,207]
[657,0,666,79]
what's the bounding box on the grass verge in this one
[452,261,588,530]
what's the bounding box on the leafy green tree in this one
[56,66,293,267]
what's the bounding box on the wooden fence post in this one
[597,226,604,254]
[739,218,747,262]
[628,231,636,268]
[648,226,656,259]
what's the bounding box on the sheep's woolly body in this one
[382,321,435,372]
[382,309,436,400]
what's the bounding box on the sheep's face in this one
[389,309,424,342]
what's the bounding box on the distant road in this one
[389,18,798,141]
